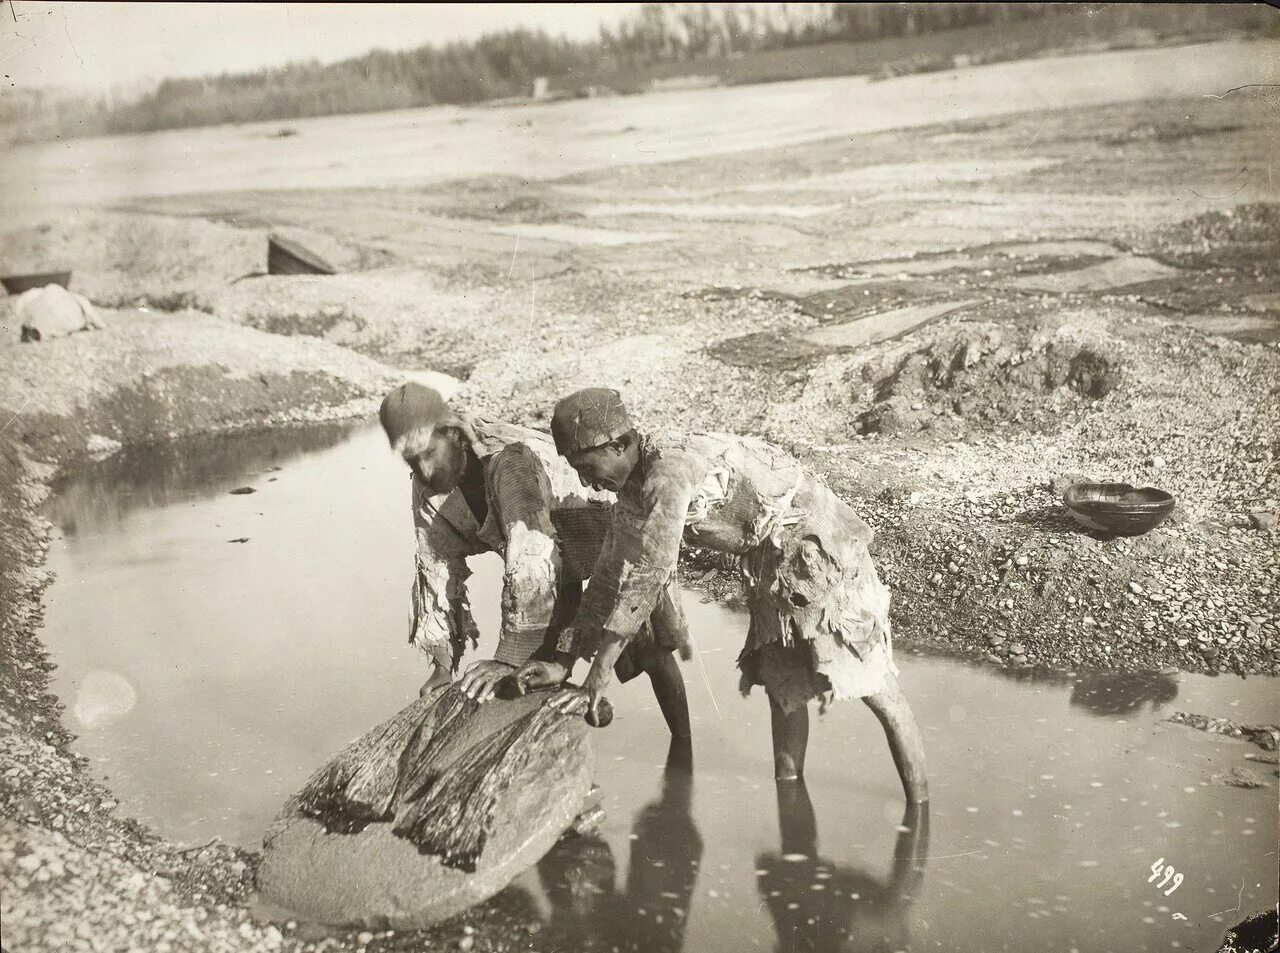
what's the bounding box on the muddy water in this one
[42,424,1278,952]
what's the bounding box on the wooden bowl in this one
[1063,482,1175,536]
[1,271,71,295]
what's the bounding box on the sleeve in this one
[565,453,702,659]
[489,445,563,667]
[410,475,480,672]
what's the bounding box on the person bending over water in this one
[378,382,690,738]
[514,388,928,802]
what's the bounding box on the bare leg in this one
[774,778,817,854]
[890,802,931,897]
[863,671,929,804]
[643,650,691,740]
[769,694,809,781]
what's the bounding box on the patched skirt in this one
[736,486,896,713]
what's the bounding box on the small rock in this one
[1148,455,1166,469]
[229,487,257,495]
[459,938,475,952]
[1247,510,1277,533]
[86,434,123,458]
[15,852,43,874]
[1009,643,1026,655]
[1210,766,1264,788]
[356,932,374,945]
[1051,472,1088,495]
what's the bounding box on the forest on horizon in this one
[3,2,1274,143]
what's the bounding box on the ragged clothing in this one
[563,432,895,711]
[410,416,686,674]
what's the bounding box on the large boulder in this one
[5,285,104,342]
[256,686,595,929]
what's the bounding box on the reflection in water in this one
[47,421,359,535]
[71,670,138,728]
[757,783,929,953]
[1069,671,1178,718]
[532,739,703,952]
[987,664,1180,721]
[536,832,617,947]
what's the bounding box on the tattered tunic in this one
[564,433,895,711]
[409,417,685,674]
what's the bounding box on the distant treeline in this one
[4,2,1275,142]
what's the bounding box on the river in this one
[40,421,1279,952]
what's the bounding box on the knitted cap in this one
[551,388,633,456]
[379,382,452,458]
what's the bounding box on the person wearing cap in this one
[514,387,928,803]
[378,382,691,738]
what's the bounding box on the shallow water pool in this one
[43,422,1278,952]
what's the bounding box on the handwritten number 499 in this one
[1148,858,1183,896]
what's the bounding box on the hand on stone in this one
[549,675,610,726]
[508,658,571,695]
[548,685,590,716]
[458,659,515,703]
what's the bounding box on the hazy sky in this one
[2,2,644,94]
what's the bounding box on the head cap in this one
[551,388,633,456]
[379,382,457,458]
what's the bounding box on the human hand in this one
[548,685,589,716]
[548,681,613,727]
[505,658,571,696]
[458,658,516,703]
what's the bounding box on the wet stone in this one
[1210,766,1265,789]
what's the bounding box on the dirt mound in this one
[1120,204,1280,342]
[1149,203,1280,269]
[223,293,369,342]
[212,271,512,375]
[0,309,401,466]
[0,213,261,311]
[856,320,1123,436]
